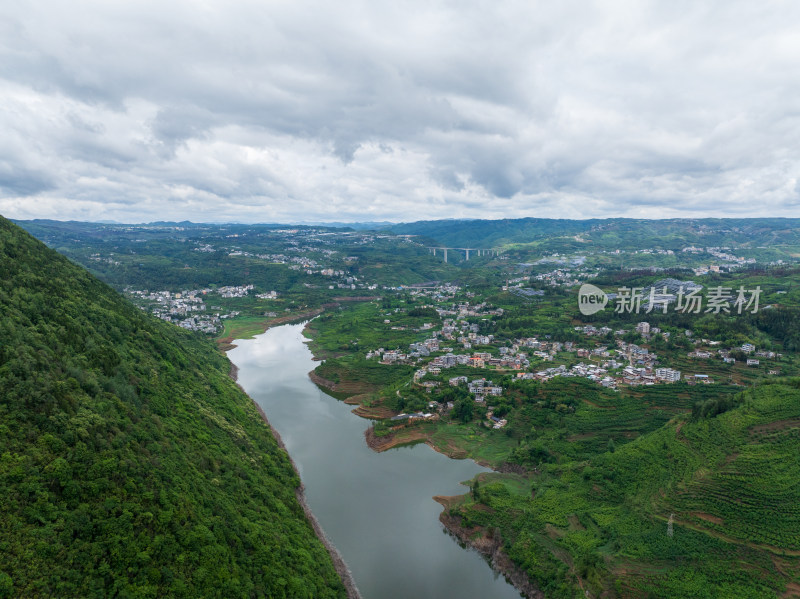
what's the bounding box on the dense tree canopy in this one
[0,217,346,598]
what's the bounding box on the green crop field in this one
[448,379,800,598]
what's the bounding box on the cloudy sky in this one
[1,1,799,223]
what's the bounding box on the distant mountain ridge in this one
[16,216,800,250]
[387,217,800,250]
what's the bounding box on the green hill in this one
[389,217,800,252]
[448,379,800,598]
[0,216,346,598]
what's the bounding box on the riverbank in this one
[217,307,325,351]
[229,357,362,599]
[435,502,543,599]
[364,425,431,452]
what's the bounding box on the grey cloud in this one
[0,163,54,195]
[1,0,799,222]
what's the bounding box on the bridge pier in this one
[426,246,497,262]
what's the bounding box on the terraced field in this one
[446,379,800,598]
[673,384,800,552]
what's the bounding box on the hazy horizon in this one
[10,215,800,228]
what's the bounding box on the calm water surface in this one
[227,322,521,599]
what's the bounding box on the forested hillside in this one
[0,216,346,598]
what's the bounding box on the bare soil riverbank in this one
[435,506,544,599]
[229,362,363,599]
[364,426,431,452]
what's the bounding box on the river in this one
[227,322,522,599]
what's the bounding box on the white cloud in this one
[1,0,799,222]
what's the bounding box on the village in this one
[365,290,782,427]
[188,227,417,293]
[125,285,278,333]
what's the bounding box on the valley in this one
[5,216,800,598]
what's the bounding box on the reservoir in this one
[228,322,522,599]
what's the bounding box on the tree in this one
[452,398,474,423]
[471,478,481,501]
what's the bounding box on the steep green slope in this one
[448,379,800,598]
[0,216,346,598]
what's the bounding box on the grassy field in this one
[217,315,274,341]
[429,422,520,466]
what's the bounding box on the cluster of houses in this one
[373,343,532,373]
[518,354,683,388]
[126,286,260,333]
[447,377,504,400]
[683,247,757,275]
[217,284,254,298]
[128,289,207,313]
[404,285,462,301]
[128,289,211,329]
[207,230,386,291]
[513,360,683,389]
[522,255,599,288]
[370,302,517,366]
[690,342,780,370]
[370,290,787,430]
[390,411,436,422]
[531,268,591,288]
[429,300,499,317]
[370,311,715,400]
[618,366,682,386]
[177,315,223,333]
[576,321,672,340]
[88,253,121,266]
